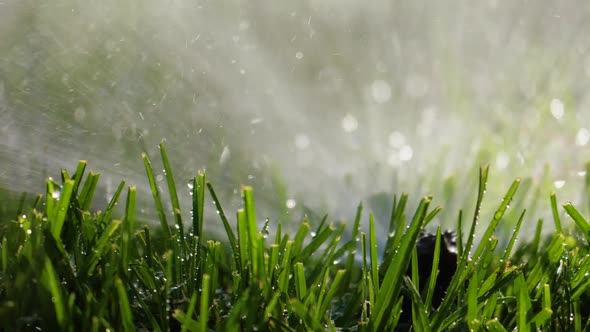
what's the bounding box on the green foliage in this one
[2,147,590,331]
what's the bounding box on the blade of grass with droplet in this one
[291,218,310,256]
[100,180,125,224]
[278,241,294,293]
[50,179,74,239]
[502,209,525,264]
[473,178,520,263]
[466,268,479,330]
[242,186,259,277]
[318,269,346,318]
[369,213,379,294]
[46,179,57,219]
[121,186,136,272]
[403,276,430,332]
[193,171,206,241]
[295,223,334,262]
[371,197,430,331]
[206,182,238,263]
[159,142,182,223]
[84,220,122,276]
[463,166,489,265]
[41,258,67,328]
[142,152,170,237]
[564,203,590,244]
[425,226,442,310]
[78,171,101,211]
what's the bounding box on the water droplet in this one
[341,114,358,133]
[554,180,566,189]
[286,199,297,209]
[295,51,304,60]
[576,128,590,146]
[399,145,413,161]
[295,133,310,150]
[550,98,564,119]
[495,151,510,170]
[371,80,392,103]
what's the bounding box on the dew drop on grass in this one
[310,231,317,238]
[52,190,61,200]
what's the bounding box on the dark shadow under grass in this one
[1,144,590,331]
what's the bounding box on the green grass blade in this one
[294,262,307,300]
[425,226,442,310]
[115,278,135,332]
[372,197,430,331]
[50,179,75,239]
[121,186,136,272]
[101,180,126,224]
[207,183,239,263]
[85,220,122,276]
[142,152,170,237]
[550,193,562,233]
[369,213,379,294]
[41,258,67,328]
[564,203,590,244]
[159,142,182,224]
[181,290,199,332]
[193,171,206,240]
[502,209,525,264]
[463,166,489,263]
[200,274,211,332]
[78,171,101,211]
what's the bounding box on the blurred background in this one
[2,1,590,240]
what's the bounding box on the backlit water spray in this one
[2,1,590,240]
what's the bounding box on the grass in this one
[1,144,590,331]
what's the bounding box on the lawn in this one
[1,143,590,331]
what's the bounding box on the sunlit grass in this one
[1,144,590,331]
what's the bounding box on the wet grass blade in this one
[85,220,122,276]
[200,274,211,332]
[115,278,134,332]
[372,197,430,331]
[142,152,170,237]
[41,258,67,328]
[193,171,206,240]
[564,203,590,244]
[121,186,136,272]
[51,179,75,239]
[550,193,562,233]
[101,180,126,224]
[207,182,238,264]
